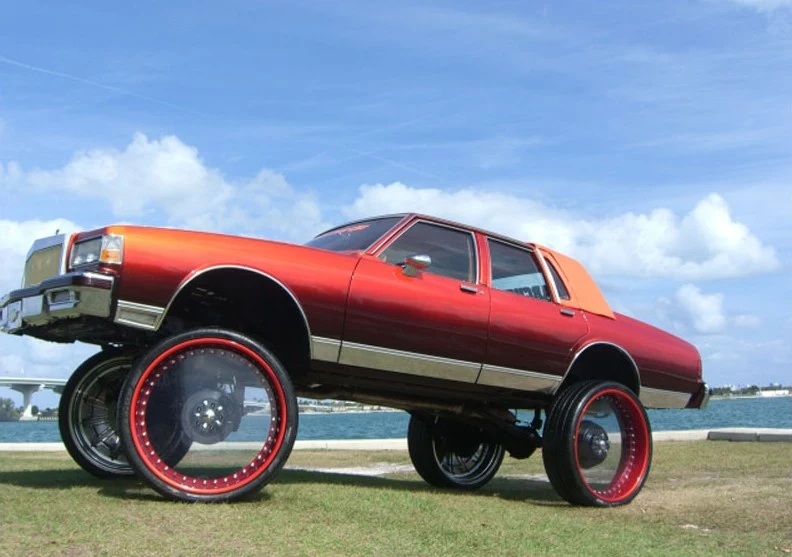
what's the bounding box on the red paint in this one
[486,287,589,375]
[343,257,490,362]
[100,226,359,338]
[68,214,704,402]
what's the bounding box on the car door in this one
[339,220,490,385]
[478,238,589,392]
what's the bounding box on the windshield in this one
[306,217,403,252]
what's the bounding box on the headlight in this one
[70,235,124,267]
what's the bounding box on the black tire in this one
[542,381,652,507]
[118,328,298,502]
[408,414,504,490]
[59,350,135,478]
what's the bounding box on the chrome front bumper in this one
[0,272,114,334]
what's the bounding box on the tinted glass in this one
[306,217,402,252]
[488,240,550,301]
[381,222,477,282]
[546,259,571,300]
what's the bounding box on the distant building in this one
[758,389,790,397]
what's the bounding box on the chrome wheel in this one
[59,351,133,478]
[408,415,504,490]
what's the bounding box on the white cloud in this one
[674,284,727,334]
[656,284,763,335]
[1,133,328,241]
[344,183,780,281]
[24,133,232,225]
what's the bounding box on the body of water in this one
[1,396,789,443]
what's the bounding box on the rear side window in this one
[545,259,571,300]
[488,239,550,301]
[381,222,477,282]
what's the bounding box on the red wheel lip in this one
[129,337,288,495]
[572,388,650,504]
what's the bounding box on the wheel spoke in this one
[96,427,116,446]
[107,439,124,460]
[81,415,109,428]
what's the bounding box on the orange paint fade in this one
[538,246,615,319]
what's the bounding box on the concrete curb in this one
[707,428,792,443]
[0,442,66,452]
[1,428,790,452]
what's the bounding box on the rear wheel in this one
[408,415,504,490]
[59,350,134,478]
[118,328,298,502]
[542,381,652,507]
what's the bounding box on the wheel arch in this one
[556,341,641,396]
[159,265,312,375]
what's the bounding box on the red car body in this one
[0,212,708,506]
[2,213,706,410]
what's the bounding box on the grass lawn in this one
[0,441,790,556]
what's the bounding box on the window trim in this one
[535,252,560,303]
[375,219,481,284]
[364,214,413,254]
[486,237,553,303]
[543,256,571,301]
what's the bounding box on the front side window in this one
[380,222,477,282]
[488,239,550,301]
[306,217,402,252]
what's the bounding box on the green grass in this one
[0,442,790,556]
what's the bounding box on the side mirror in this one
[402,254,431,277]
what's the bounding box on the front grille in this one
[24,244,63,287]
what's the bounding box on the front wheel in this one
[408,415,504,490]
[118,328,298,502]
[59,350,134,478]
[542,381,652,507]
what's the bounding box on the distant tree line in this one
[0,398,58,421]
[0,397,21,421]
[710,385,791,397]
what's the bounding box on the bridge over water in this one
[0,377,67,421]
[0,377,274,421]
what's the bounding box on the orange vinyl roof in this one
[537,246,615,319]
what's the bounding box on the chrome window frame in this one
[375,219,481,284]
[541,254,570,302]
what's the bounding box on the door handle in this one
[460,284,478,294]
[560,308,575,317]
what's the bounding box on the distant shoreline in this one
[710,394,792,401]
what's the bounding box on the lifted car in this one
[0,214,708,505]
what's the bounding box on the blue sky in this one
[1,0,790,407]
